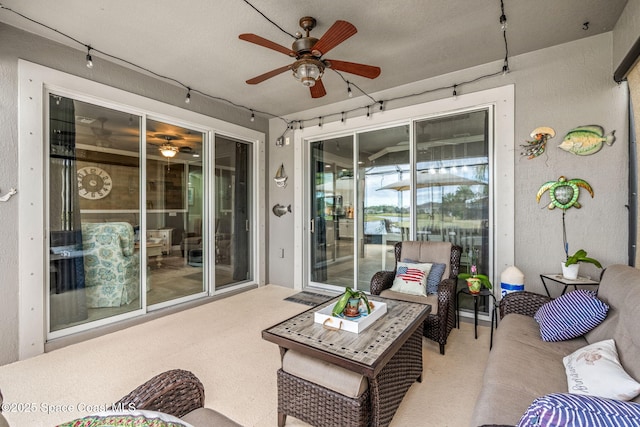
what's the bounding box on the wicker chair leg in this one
[278,412,286,427]
[439,343,445,355]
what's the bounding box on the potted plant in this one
[332,287,372,317]
[459,265,493,294]
[562,249,602,280]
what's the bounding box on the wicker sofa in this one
[469,264,640,426]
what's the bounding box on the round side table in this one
[456,286,497,348]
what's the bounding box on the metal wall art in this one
[0,187,17,202]
[274,163,288,188]
[272,203,291,217]
[558,125,616,156]
[536,176,593,210]
[520,126,555,159]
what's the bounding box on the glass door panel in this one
[48,95,142,332]
[310,136,355,288]
[146,119,205,305]
[357,125,410,291]
[215,136,253,288]
[415,110,490,313]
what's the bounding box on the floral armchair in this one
[81,222,140,307]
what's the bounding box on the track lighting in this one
[250,110,255,122]
[341,112,346,124]
[366,106,371,119]
[185,88,191,104]
[299,121,304,130]
[452,84,458,99]
[318,117,323,128]
[347,83,353,98]
[379,101,384,112]
[85,46,93,69]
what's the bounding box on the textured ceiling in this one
[0,0,628,118]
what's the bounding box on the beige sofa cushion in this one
[181,407,241,427]
[584,264,640,404]
[282,350,368,398]
[379,289,438,314]
[470,313,587,426]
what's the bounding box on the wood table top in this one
[263,296,431,377]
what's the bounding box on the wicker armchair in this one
[370,241,461,355]
[113,369,240,426]
[499,290,552,320]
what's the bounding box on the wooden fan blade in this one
[325,59,381,79]
[310,79,327,98]
[246,64,292,85]
[239,33,296,57]
[311,20,357,57]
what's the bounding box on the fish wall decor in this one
[558,125,615,156]
[272,203,291,217]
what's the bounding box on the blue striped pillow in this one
[517,393,640,427]
[534,289,609,342]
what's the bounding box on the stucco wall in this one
[0,22,268,365]
[267,32,629,295]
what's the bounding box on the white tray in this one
[314,300,387,333]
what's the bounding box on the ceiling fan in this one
[239,16,381,98]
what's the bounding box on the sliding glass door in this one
[145,118,206,307]
[47,92,254,337]
[307,109,491,302]
[49,95,143,331]
[310,136,355,287]
[214,136,253,288]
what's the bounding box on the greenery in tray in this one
[564,249,602,268]
[332,287,371,317]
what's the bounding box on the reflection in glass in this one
[310,136,355,287]
[48,94,141,332]
[358,125,411,291]
[146,119,205,306]
[215,136,253,288]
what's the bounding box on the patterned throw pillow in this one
[426,263,446,294]
[401,259,446,294]
[517,393,640,427]
[57,410,194,427]
[534,289,609,342]
[391,261,432,296]
[563,339,640,401]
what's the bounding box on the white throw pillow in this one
[390,262,432,296]
[563,339,640,401]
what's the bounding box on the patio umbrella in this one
[377,171,483,191]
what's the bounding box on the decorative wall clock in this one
[77,166,112,200]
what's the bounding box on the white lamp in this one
[292,58,324,87]
[159,142,178,158]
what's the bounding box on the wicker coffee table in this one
[263,296,431,427]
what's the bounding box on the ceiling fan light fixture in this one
[292,58,324,87]
[159,143,179,158]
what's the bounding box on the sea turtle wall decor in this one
[558,125,615,156]
[520,126,555,159]
[536,176,593,210]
